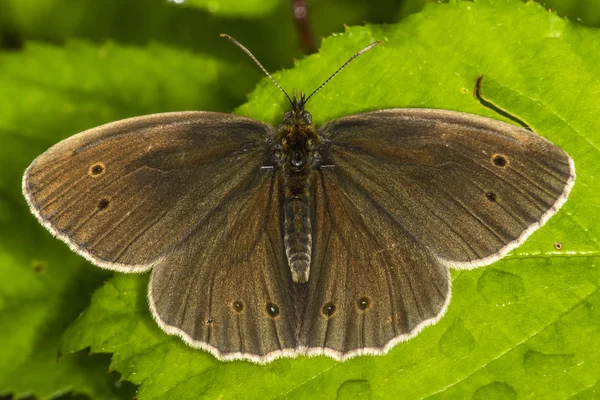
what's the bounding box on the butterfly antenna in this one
[303,40,383,105]
[221,34,294,108]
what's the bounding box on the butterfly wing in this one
[318,108,575,269]
[297,108,574,358]
[149,170,300,362]
[22,112,275,271]
[298,171,450,358]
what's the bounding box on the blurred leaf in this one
[0,188,131,400]
[182,0,284,17]
[0,41,257,399]
[540,0,600,27]
[0,0,297,69]
[0,0,422,71]
[0,201,135,400]
[54,0,599,398]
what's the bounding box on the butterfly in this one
[22,35,575,363]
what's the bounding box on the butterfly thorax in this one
[278,95,319,284]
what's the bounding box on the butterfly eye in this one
[302,111,312,124]
[283,111,294,125]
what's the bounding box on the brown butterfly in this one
[22,35,575,363]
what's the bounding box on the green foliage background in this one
[1,0,599,399]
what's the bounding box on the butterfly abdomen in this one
[283,179,312,283]
[280,118,317,284]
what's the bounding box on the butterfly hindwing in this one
[297,170,450,358]
[149,171,300,362]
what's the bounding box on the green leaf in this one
[0,41,257,399]
[56,0,600,398]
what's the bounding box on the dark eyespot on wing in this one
[89,162,105,177]
[491,154,509,168]
[266,302,280,318]
[232,301,245,313]
[321,302,336,318]
[97,198,110,210]
[357,297,372,311]
[486,191,497,202]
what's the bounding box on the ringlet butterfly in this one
[22,35,575,363]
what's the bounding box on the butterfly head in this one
[220,33,382,130]
[283,91,313,127]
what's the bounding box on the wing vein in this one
[319,170,402,336]
[116,153,261,264]
[335,152,483,260]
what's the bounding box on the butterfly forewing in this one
[23,112,275,271]
[319,108,575,268]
